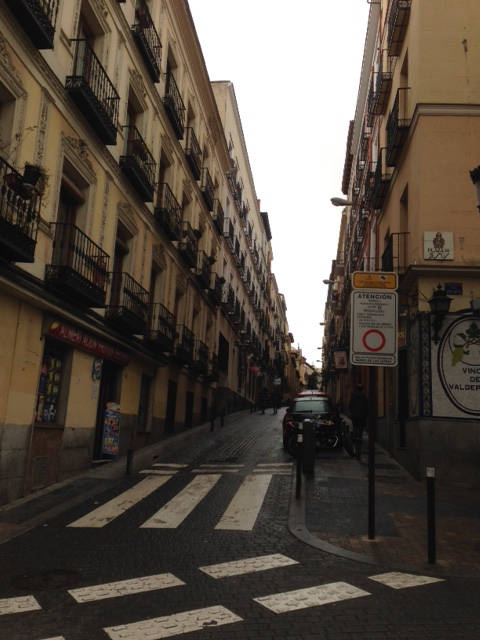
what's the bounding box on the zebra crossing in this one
[1,554,444,639]
[67,462,292,531]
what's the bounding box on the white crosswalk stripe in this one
[199,553,298,578]
[140,474,221,528]
[103,605,242,639]
[369,572,444,589]
[67,475,172,528]
[39,637,65,639]
[0,595,41,616]
[254,582,370,613]
[68,573,184,603]
[215,474,272,530]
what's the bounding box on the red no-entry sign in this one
[350,290,398,366]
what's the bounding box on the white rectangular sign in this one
[350,290,398,367]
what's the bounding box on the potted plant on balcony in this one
[22,163,48,195]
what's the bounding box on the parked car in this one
[282,396,342,456]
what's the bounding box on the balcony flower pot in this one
[22,164,47,195]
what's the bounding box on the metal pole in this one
[295,424,303,499]
[368,366,376,540]
[426,466,436,564]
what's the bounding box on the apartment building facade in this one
[0,0,290,505]
[323,0,480,485]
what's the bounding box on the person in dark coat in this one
[348,383,369,459]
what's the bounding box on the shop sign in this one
[438,316,480,415]
[102,402,120,456]
[352,271,397,290]
[48,322,129,365]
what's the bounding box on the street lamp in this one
[323,279,334,285]
[330,197,353,207]
[428,284,452,344]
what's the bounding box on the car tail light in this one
[285,414,296,429]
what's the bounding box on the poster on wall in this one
[102,402,120,456]
[433,315,480,417]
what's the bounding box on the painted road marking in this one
[152,463,187,468]
[199,553,298,579]
[40,637,65,640]
[103,605,242,639]
[68,475,172,528]
[369,572,445,589]
[192,468,240,473]
[68,573,184,603]
[215,474,272,530]
[254,582,370,613]
[139,470,177,475]
[0,595,41,616]
[140,474,221,528]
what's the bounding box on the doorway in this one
[93,360,120,459]
[165,380,177,433]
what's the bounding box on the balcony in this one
[212,199,224,235]
[155,183,181,240]
[387,0,411,57]
[223,218,234,251]
[386,89,410,167]
[209,273,224,305]
[381,232,409,274]
[131,0,162,82]
[106,272,149,335]
[192,339,209,376]
[200,167,214,212]
[231,299,242,326]
[5,0,59,49]
[222,284,235,314]
[233,238,241,265]
[184,127,201,180]
[372,54,393,116]
[120,126,156,202]
[163,72,185,140]
[367,149,390,210]
[0,158,40,263]
[174,324,194,365]
[196,250,212,289]
[148,302,175,354]
[206,353,220,382]
[45,223,109,308]
[178,221,198,268]
[66,39,119,145]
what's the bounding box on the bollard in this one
[426,466,436,564]
[295,424,303,498]
[126,448,134,476]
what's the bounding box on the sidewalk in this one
[290,435,480,578]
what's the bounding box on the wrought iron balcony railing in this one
[155,183,181,240]
[179,220,198,268]
[209,273,224,305]
[174,324,194,365]
[66,39,119,145]
[200,167,214,212]
[212,199,224,235]
[386,89,410,167]
[387,0,411,57]
[207,353,220,382]
[222,284,235,314]
[196,250,212,289]
[5,0,59,49]
[373,53,393,115]
[0,157,40,263]
[192,339,209,375]
[223,217,234,250]
[366,149,390,210]
[163,71,185,140]
[106,271,149,335]
[184,127,202,180]
[148,301,175,353]
[45,223,109,307]
[120,126,156,202]
[131,0,162,82]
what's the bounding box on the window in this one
[34,342,70,426]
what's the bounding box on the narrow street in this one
[0,411,479,640]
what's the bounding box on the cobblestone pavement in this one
[0,410,479,639]
[303,432,480,577]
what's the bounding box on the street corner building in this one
[0,0,296,506]
[322,0,480,486]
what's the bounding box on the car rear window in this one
[292,399,333,413]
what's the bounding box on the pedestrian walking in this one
[348,383,369,459]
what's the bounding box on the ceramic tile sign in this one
[423,231,454,260]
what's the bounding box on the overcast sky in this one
[187,0,370,366]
